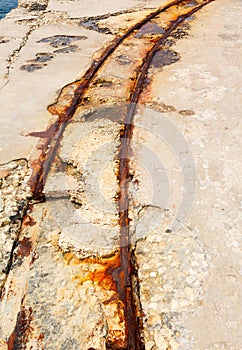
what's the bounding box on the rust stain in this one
[38,333,44,340]
[21,1,217,349]
[16,237,32,258]
[116,1,216,349]
[13,214,39,265]
[37,332,45,348]
[23,214,36,227]
[28,119,60,139]
[27,0,186,200]
[65,252,120,293]
[65,252,127,348]
[117,117,143,349]
[7,306,33,350]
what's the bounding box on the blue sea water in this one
[0,0,18,19]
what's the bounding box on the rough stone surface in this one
[47,0,157,18]
[0,204,124,349]
[133,1,242,348]
[0,159,31,292]
[0,8,113,163]
[135,208,209,349]
[44,119,121,258]
[93,10,152,35]
[19,0,48,11]
[0,0,241,349]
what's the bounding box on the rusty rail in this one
[7,0,216,349]
[28,0,186,199]
[117,1,215,349]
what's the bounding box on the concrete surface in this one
[0,0,241,349]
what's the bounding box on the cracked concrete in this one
[0,159,31,294]
[0,204,109,349]
[0,9,114,163]
[134,1,242,348]
[0,0,241,349]
[4,23,40,84]
[44,118,121,258]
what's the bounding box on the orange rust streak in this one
[28,0,186,200]
[117,1,217,349]
[64,252,121,293]
[23,1,217,350]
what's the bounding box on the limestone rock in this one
[0,159,31,292]
[18,0,48,11]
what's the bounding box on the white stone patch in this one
[45,118,121,257]
[135,207,209,347]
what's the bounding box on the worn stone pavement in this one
[0,0,241,349]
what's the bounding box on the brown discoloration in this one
[65,252,126,347]
[12,215,37,267]
[0,169,11,178]
[179,109,195,115]
[7,306,33,350]
[66,252,121,293]
[116,2,216,349]
[145,100,176,113]
[23,215,36,227]
[16,237,32,258]
[22,1,216,349]
[38,333,44,341]
[27,0,186,200]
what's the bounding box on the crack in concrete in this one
[3,12,47,87]
[1,9,78,90]
[0,223,25,297]
[80,6,149,22]
[0,1,218,348]
[3,27,34,86]
[79,7,151,34]
[0,158,30,297]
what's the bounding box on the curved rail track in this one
[29,0,187,198]
[6,1,216,349]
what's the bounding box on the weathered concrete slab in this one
[47,0,160,17]
[0,0,241,349]
[0,6,113,163]
[0,204,108,349]
[132,0,242,348]
[44,118,121,258]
